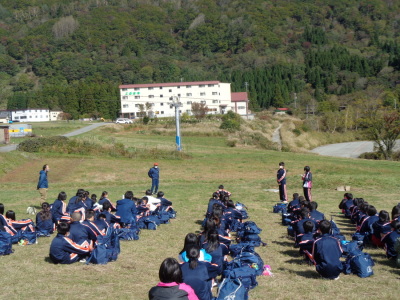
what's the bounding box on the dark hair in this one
[98,213,107,220]
[57,222,70,235]
[84,191,90,197]
[391,220,400,234]
[212,192,219,198]
[75,192,85,204]
[101,191,108,199]
[293,193,299,199]
[91,194,97,203]
[298,196,305,202]
[145,189,152,196]
[180,233,198,254]
[346,193,353,200]
[206,229,220,253]
[86,209,96,220]
[279,162,285,166]
[211,205,223,219]
[76,189,85,196]
[367,205,377,216]
[58,192,67,201]
[319,220,331,234]
[303,220,314,233]
[218,185,224,189]
[204,218,216,233]
[39,202,51,221]
[102,201,111,211]
[226,199,235,208]
[309,201,318,211]
[42,164,48,171]
[159,258,183,283]
[392,206,400,220]
[300,208,310,219]
[124,191,134,200]
[378,210,390,223]
[157,191,164,198]
[304,166,310,172]
[187,245,200,270]
[0,203,4,215]
[6,210,15,220]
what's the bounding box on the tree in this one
[191,102,207,119]
[366,110,400,160]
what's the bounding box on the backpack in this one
[157,210,170,224]
[216,276,248,300]
[223,263,258,290]
[240,234,267,247]
[282,213,292,225]
[116,225,140,241]
[341,240,364,256]
[237,221,262,237]
[0,231,13,255]
[87,228,120,264]
[20,225,37,245]
[236,250,264,276]
[349,252,374,278]
[273,203,287,213]
[235,202,248,220]
[229,243,255,258]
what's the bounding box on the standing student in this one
[302,166,312,202]
[277,162,287,203]
[148,163,160,195]
[37,164,50,204]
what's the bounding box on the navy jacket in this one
[383,230,400,258]
[98,210,120,224]
[180,261,219,300]
[288,198,300,213]
[115,199,137,224]
[99,198,116,211]
[310,210,325,223]
[312,234,343,279]
[49,233,90,264]
[37,170,48,189]
[148,167,160,179]
[69,221,97,245]
[359,215,379,234]
[51,199,66,223]
[36,212,54,235]
[277,168,286,184]
[201,242,229,274]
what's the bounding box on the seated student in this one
[69,212,97,246]
[36,202,54,236]
[83,191,93,209]
[82,209,104,237]
[180,245,219,300]
[98,191,116,211]
[350,198,365,224]
[66,189,85,212]
[391,206,400,222]
[199,217,231,247]
[156,191,173,207]
[338,193,353,216]
[292,208,316,237]
[69,192,91,217]
[312,220,343,280]
[206,192,225,218]
[143,189,160,212]
[98,201,121,225]
[201,230,229,275]
[116,191,137,227]
[356,202,370,230]
[288,193,301,213]
[49,222,91,264]
[382,220,400,259]
[51,192,68,224]
[216,185,231,201]
[309,201,325,223]
[5,210,34,232]
[179,233,212,263]
[0,203,7,229]
[371,210,391,248]
[224,199,243,221]
[137,197,150,218]
[149,257,199,300]
[298,220,315,262]
[96,214,110,233]
[359,205,379,238]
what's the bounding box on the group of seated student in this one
[339,193,400,260]
[0,203,36,241]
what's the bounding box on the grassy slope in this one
[0,124,399,299]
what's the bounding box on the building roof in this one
[231,92,248,102]
[119,81,221,89]
[276,108,290,111]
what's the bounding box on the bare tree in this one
[191,102,208,119]
[52,16,79,39]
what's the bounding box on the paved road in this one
[0,123,108,153]
[311,140,400,158]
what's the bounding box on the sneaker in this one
[333,276,340,280]
[79,259,87,263]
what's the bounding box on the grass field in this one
[0,122,399,300]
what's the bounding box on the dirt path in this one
[272,123,282,151]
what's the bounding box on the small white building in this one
[11,109,50,122]
[119,81,233,118]
[50,110,63,121]
[231,92,249,116]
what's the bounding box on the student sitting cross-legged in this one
[49,222,91,264]
[311,220,343,280]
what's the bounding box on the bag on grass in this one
[216,276,248,300]
[237,221,262,238]
[350,252,374,278]
[223,264,258,290]
[20,225,37,245]
[240,234,266,247]
[236,250,264,276]
[87,228,120,264]
[229,243,255,258]
[0,231,12,255]
[282,213,292,225]
[116,225,140,241]
[273,203,287,213]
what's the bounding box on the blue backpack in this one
[229,243,255,258]
[20,226,37,245]
[236,250,264,276]
[216,276,248,300]
[273,203,287,213]
[237,221,262,238]
[240,234,267,247]
[116,225,140,241]
[223,264,258,290]
[87,228,120,264]
[0,231,13,255]
[282,213,292,225]
[346,252,374,278]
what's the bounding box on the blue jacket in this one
[383,230,400,258]
[51,199,66,223]
[49,234,90,264]
[312,234,343,279]
[69,221,97,245]
[37,170,48,189]
[36,212,54,235]
[115,199,137,224]
[277,168,286,184]
[148,167,159,179]
[180,261,219,300]
[201,242,229,274]
[310,210,325,223]
[98,210,120,224]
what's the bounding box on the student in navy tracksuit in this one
[293,208,317,237]
[82,210,104,237]
[66,189,85,213]
[371,210,391,247]
[49,222,91,264]
[51,192,68,224]
[206,193,225,218]
[0,203,7,230]
[382,220,400,259]
[98,201,121,225]
[148,163,160,194]
[309,201,325,223]
[201,230,229,275]
[277,162,287,202]
[312,220,343,279]
[68,212,97,246]
[98,191,116,211]
[115,191,137,227]
[36,202,54,236]
[288,193,300,213]
[298,220,315,262]
[180,246,219,300]
[302,166,312,202]
[37,164,49,204]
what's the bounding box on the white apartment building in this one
[119,81,233,118]
[11,109,50,122]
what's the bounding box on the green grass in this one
[0,125,400,299]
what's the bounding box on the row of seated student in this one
[149,187,244,300]
[283,193,344,279]
[339,193,400,260]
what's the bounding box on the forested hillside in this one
[0,0,400,121]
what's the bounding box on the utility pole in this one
[294,93,297,109]
[170,96,182,151]
[245,82,249,119]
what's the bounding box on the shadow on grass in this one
[44,257,54,264]
[295,270,320,279]
[281,249,300,257]
[194,220,204,225]
[271,240,293,247]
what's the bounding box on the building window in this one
[149,95,154,98]
[186,93,192,96]
[122,96,128,100]
[169,89,172,92]
[161,111,164,114]
[159,87,163,89]
[212,100,218,103]
[15,116,19,119]
[136,112,141,117]
[201,101,206,104]
[135,96,140,99]
[160,103,164,106]
[160,95,163,98]
[200,92,206,96]
[21,116,27,119]
[135,104,140,107]
[178,94,181,97]
[123,104,129,108]
[122,88,127,91]
[148,87,154,90]
[186,85,191,88]
[208,84,214,87]
[134,88,140,91]
[177,86,180,89]
[187,101,192,104]
[238,106,245,109]
[199,84,205,88]
[212,92,218,95]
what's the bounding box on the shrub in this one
[226,139,237,147]
[359,151,384,160]
[143,116,150,124]
[220,111,242,131]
